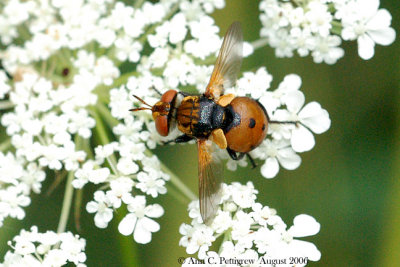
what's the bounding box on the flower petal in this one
[277,148,301,170]
[283,91,305,114]
[141,217,160,232]
[261,157,279,179]
[357,34,375,60]
[134,219,152,244]
[289,214,321,237]
[367,9,392,30]
[368,28,396,46]
[291,126,315,152]
[290,240,321,261]
[144,204,164,218]
[118,214,137,236]
[298,102,331,134]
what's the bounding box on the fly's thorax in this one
[176,95,201,136]
[176,95,225,138]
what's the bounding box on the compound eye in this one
[155,115,169,136]
[161,89,178,104]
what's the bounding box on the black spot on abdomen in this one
[249,118,256,128]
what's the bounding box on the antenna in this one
[130,95,152,112]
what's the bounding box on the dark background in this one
[1,0,399,266]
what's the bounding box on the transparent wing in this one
[205,21,243,99]
[198,139,224,225]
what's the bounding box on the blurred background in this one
[1,0,399,266]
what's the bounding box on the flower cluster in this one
[0,226,86,267]
[259,0,396,63]
[79,143,168,243]
[179,182,321,265]
[0,151,44,227]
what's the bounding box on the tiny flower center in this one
[267,147,278,157]
[354,23,366,36]
[135,208,145,218]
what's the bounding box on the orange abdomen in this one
[224,97,268,153]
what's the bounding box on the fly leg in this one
[163,134,194,145]
[226,148,257,169]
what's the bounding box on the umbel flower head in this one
[258,0,396,63]
[1,226,86,267]
[180,182,321,265]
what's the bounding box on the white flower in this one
[179,182,321,264]
[109,86,132,120]
[0,186,30,221]
[305,1,332,37]
[86,191,115,229]
[341,0,396,60]
[169,13,187,44]
[224,182,258,209]
[118,195,164,244]
[136,171,167,198]
[259,0,394,63]
[257,73,300,117]
[311,35,345,64]
[254,139,301,179]
[0,70,11,98]
[67,109,95,138]
[116,157,139,175]
[179,223,215,259]
[2,227,86,266]
[250,203,277,227]
[273,91,331,152]
[93,56,120,86]
[109,177,134,204]
[235,67,273,99]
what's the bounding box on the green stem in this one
[251,38,269,51]
[57,170,75,233]
[218,230,232,253]
[0,138,11,152]
[331,20,343,35]
[74,189,83,232]
[157,156,197,201]
[96,102,119,127]
[134,0,145,9]
[165,183,189,205]
[0,101,15,110]
[90,106,118,165]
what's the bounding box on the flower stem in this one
[0,101,14,110]
[96,102,119,127]
[0,138,11,152]
[57,170,75,233]
[90,105,118,165]
[158,157,197,201]
[331,20,343,35]
[134,0,145,9]
[251,38,269,50]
